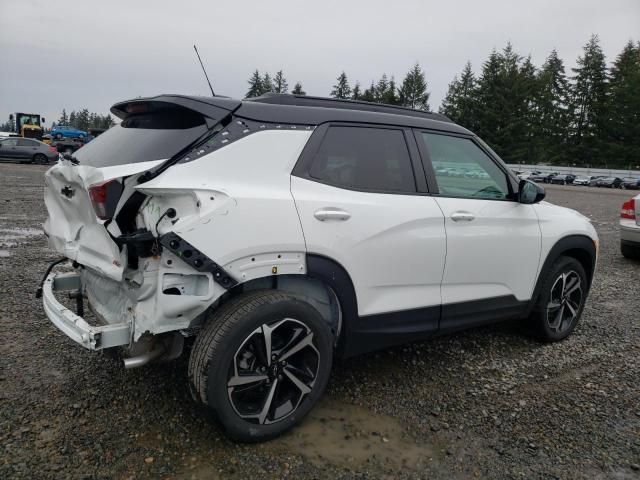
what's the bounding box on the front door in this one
[0,138,20,160]
[415,131,541,310]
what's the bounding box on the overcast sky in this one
[1,0,638,127]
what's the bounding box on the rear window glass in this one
[74,111,208,167]
[309,126,416,193]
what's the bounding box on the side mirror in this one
[518,179,545,204]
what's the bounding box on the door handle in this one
[451,211,475,222]
[314,208,351,221]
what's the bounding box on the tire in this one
[621,242,640,260]
[528,256,588,342]
[189,290,333,442]
[33,153,47,164]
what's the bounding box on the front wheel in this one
[528,256,588,342]
[188,290,333,442]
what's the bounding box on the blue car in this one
[51,125,88,139]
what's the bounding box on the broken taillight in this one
[621,198,636,220]
[88,179,122,220]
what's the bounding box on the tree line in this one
[244,35,639,169]
[55,109,115,131]
[0,109,114,133]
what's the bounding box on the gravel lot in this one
[1,163,639,480]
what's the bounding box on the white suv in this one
[40,94,598,441]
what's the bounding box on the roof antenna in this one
[193,44,215,96]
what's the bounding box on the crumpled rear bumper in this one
[42,271,131,350]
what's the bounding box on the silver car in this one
[620,193,640,259]
[0,137,59,164]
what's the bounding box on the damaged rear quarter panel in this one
[136,129,312,267]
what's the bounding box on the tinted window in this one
[1,138,18,147]
[309,126,416,193]
[74,110,208,167]
[422,133,510,199]
[18,139,38,147]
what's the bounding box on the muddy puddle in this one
[269,398,432,472]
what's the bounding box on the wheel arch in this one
[531,235,597,308]
[216,258,351,347]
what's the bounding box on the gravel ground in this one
[1,163,638,480]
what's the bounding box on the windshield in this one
[74,114,208,168]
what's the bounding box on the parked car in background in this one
[588,176,606,186]
[620,177,640,190]
[50,125,88,139]
[529,172,550,183]
[620,194,640,259]
[574,175,597,186]
[594,177,623,188]
[550,174,575,185]
[0,137,58,164]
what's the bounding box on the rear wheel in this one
[33,153,47,164]
[189,290,333,442]
[528,256,587,342]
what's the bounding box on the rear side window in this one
[18,139,38,147]
[309,126,416,193]
[74,108,208,168]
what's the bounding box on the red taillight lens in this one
[48,146,57,153]
[88,179,119,220]
[621,198,636,219]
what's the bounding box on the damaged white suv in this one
[40,94,598,441]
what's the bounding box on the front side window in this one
[421,133,510,200]
[1,138,18,147]
[309,126,416,193]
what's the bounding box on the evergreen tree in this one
[399,63,430,111]
[69,111,77,128]
[331,71,351,99]
[379,76,399,105]
[360,81,376,102]
[76,109,90,131]
[374,74,389,102]
[291,82,306,95]
[605,40,640,168]
[245,70,263,98]
[273,70,288,94]
[261,73,274,95]
[439,61,476,128]
[351,82,361,100]
[58,109,69,125]
[533,49,571,164]
[570,35,608,166]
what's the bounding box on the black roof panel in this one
[110,94,470,135]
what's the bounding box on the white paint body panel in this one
[534,201,599,270]
[291,177,446,316]
[434,197,542,303]
[136,130,312,269]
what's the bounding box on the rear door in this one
[415,131,541,311]
[17,139,39,161]
[291,124,446,322]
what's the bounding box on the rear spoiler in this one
[110,95,241,122]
